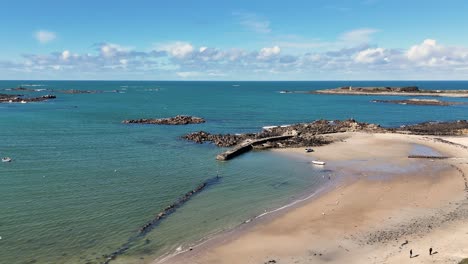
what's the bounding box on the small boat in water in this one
[311,160,325,165]
[2,157,12,162]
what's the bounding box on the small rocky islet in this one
[122,115,206,125]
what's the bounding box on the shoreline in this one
[156,132,468,264]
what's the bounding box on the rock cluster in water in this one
[372,98,463,106]
[184,119,383,148]
[0,93,56,103]
[122,115,205,125]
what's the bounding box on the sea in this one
[1,81,467,264]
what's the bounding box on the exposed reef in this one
[123,115,205,125]
[0,93,56,103]
[371,98,464,106]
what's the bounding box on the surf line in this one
[102,175,222,264]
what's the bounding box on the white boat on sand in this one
[311,160,325,165]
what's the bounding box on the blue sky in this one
[1,0,468,80]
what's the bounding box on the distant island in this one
[313,86,468,97]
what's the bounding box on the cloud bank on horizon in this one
[1,1,468,80]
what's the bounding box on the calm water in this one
[1,81,467,264]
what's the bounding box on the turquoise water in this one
[1,81,467,264]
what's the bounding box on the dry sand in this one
[157,133,468,264]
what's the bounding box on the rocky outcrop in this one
[184,119,384,149]
[123,115,205,125]
[394,120,468,136]
[183,131,247,147]
[372,99,463,106]
[0,94,56,103]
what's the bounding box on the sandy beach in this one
[158,132,468,264]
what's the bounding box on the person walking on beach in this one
[429,247,433,255]
[410,249,413,258]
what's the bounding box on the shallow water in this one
[1,81,467,264]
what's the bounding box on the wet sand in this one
[157,133,468,264]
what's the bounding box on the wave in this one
[20,84,47,87]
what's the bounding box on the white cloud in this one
[405,39,468,67]
[35,30,56,44]
[61,50,71,60]
[100,43,130,57]
[406,39,440,61]
[258,46,281,59]
[4,38,468,79]
[340,28,379,44]
[354,48,388,63]
[158,42,194,59]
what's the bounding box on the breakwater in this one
[102,176,221,264]
[216,135,294,160]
